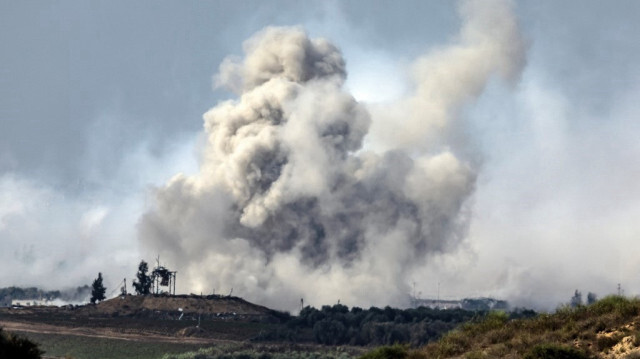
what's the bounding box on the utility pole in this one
[155,255,161,295]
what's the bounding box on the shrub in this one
[464,351,487,359]
[523,344,590,359]
[358,344,408,359]
[434,332,472,357]
[462,311,508,336]
[588,296,640,318]
[0,327,44,359]
[596,334,623,351]
[314,319,347,345]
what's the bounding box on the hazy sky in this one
[1,0,640,310]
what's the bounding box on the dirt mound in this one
[82,294,276,318]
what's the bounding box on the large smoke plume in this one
[139,0,526,310]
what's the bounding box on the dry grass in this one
[360,296,640,359]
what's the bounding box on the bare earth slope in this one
[0,294,285,344]
[82,294,276,318]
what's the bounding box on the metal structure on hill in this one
[151,256,177,295]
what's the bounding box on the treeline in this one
[257,304,537,347]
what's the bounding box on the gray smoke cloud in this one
[139,0,526,310]
[368,0,526,152]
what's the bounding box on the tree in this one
[587,292,597,305]
[313,318,347,345]
[570,290,582,307]
[132,260,152,295]
[90,273,106,304]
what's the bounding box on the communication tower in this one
[151,256,177,295]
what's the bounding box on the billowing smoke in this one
[139,0,525,310]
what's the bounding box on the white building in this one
[11,299,52,307]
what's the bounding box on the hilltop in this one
[3,293,282,323]
[0,293,292,349]
[79,294,278,319]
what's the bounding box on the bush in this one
[314,319,347,345]
[0,327,44,359]
[359,344,409,359]
[523,344,590,359]
[588,296,640,318]
[596,334,622,351]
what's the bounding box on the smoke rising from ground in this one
[139,0,525,310]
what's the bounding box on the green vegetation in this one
[358,344,412,359]
[257,304,489,347]
[15,331,206,359]
[90,272,107,304]
[523,344,590,359]
[16,332,363,359]
[0,327,43,359]
[357,296,640,359]
[13,286,640,359]
[133,260,153,295]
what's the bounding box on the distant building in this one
[460,297,509,311]
[11,299,52,307]
[411,298,463,309]
[411,297,509,311]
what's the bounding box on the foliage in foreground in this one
[358,344,413,359]
[0,327,43,359]
[403,295,640,359]
[523,344,590,359]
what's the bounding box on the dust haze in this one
[139,0,525,310]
